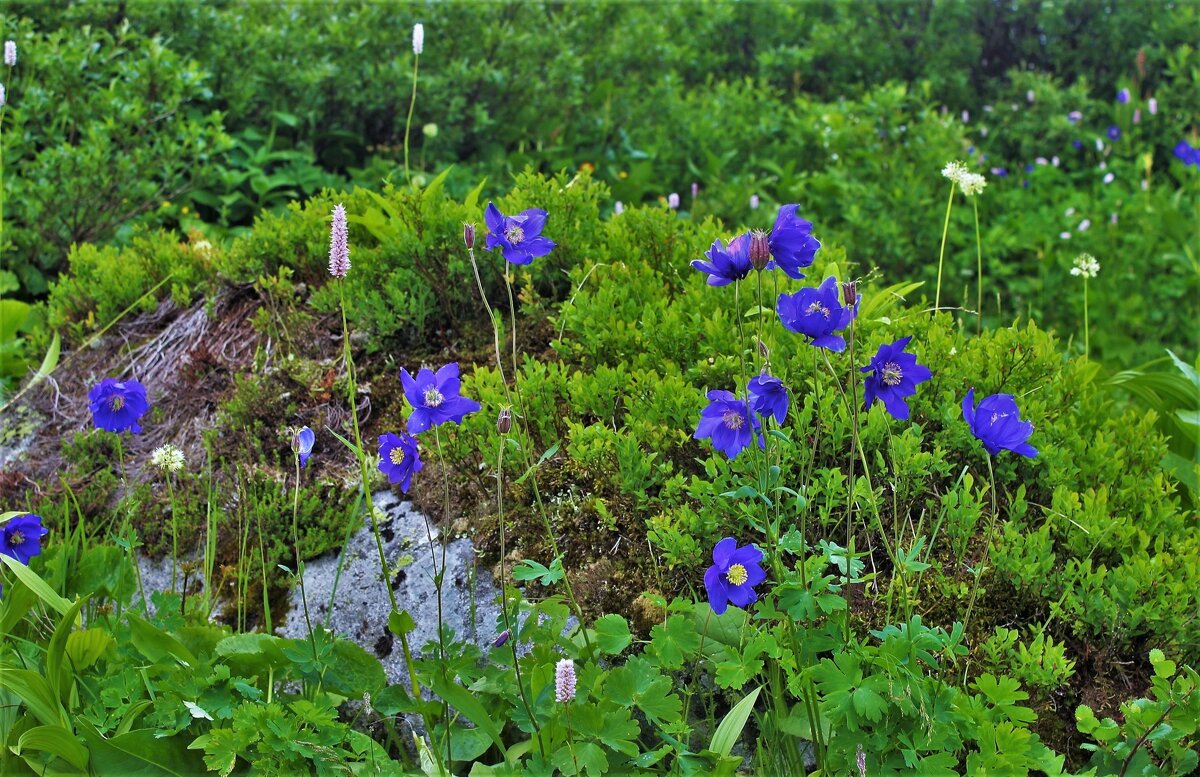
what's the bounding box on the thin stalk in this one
[563,704,581,774]
[973,197,983,335]
[166,473,178,594]
[962,455,998,639]
[934,183,956,311]
[293,457,318,660]
[432,427,453,771]
[403,51,420,183]
[845,307,860,641]
[338,282,422,701]
[496,435,543,753]
[1083,277,1090,360]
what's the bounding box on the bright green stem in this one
[167,474,178,594]
[293,456,317,660]
[962,455,998,641]
[1083,278,1090,360]
[973,197,983,335]
[432,428,453,771]
[338,282,421,702]
[403,53,420,183]
[934,183,956,311]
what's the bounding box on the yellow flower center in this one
[389,447,406,465]
[726,563,749,586]
[110,396,125,411]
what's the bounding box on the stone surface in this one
[279,490,503,686]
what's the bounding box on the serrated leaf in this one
[648,614,701,670]
[592,614,632,655]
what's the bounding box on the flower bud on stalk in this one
[748,229,771,271]
[497,407,512,434]
[463,222,476,250]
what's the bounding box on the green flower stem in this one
[166,472,178,594]
[973,197,984,335]
[481,258,591,652]
[403,51,420,183]
[962,454,999,641]
[293,456,318,662]
[934,183,956,311]
[1083,276,1090,360]
[337,282,422,703]
[495,433,544,754]
[432,427,453,771]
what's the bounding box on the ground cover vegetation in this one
[1,1,1199,775]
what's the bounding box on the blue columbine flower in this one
[88,378,150,434]
[483,202,556,265]
[747,373,789,425]
[378,432,423,492]
[293,427,315,468]
[401,363,482,434]
[703,538,767,615]
[962,388,1038,458]
[777,276,858,352]
[766,204,821,280]
[694,390,762,459]
[1174,140,1199,167]
[1,514,48,565]
[861,336,932,421]
[1107,125,1121,141]
[691,233,752,286]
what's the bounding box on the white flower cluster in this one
[150,444,186,473]
[1070,253,1100,279]
[941,161,986,197]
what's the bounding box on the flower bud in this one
[757,339,770,360]
[840,280,858,307]
[497,407,512,434]
[463,222,476,250]
[492,629,511,648]
[748,229,771,271]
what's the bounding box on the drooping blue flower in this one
[691,233,752,286]
[1174,140,1199,167]
[1107,125,1121,141]
[401,363,482,434]
[703,538,767,615]
[747,373,789,425]
[1116,88,1130,104]
[88,378,150,434]
[694,390,762,460]
[777,276,858,352]
[378,432,423,492]
[962,388,1038,458]
[293,427,315,468]
[766,205,821,280]
[861,336,932,421]
[483,202,556,265]
[1,514,48,565]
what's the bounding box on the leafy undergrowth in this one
[1,172,1198,774]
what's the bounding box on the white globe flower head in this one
[958,172,987,197]
[941,161,969,184]
[151,444,186,474]
[1070,254,1100,279]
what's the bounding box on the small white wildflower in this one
[1026,89,1035,103]
[1065,207,1076,217]
[1077,219,1091,232]
[1103,172,1114,184]
[1070,253,1100,279]
[151,444,186,474]
[3,41,14,68]
[0,83,5,107]
[667,192,680,209]
[1052,156,1060,167]
[958,172,987,197]
[412,23,424,55]
[1036,157,1048,165]
[942,161,969,184]
[1060,231,1072,240]
[1141,179,1149,191]
[1095,138,1105,152]
[1148,97,1158,115]
[613,200,623,215]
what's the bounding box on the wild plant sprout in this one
[1071,253,1101,359]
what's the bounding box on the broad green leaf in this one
[0,667,67,727]
[323,639,387,697]
[605,657,681,724]
[428,673,504,751]
[0,554,74,616]
[14,724,89,771]
[127,614,197,667]
[709,685,761,758]
[592,614,632,655]
[47,596,88,702]
[80,721,206,776]
[647,614,701,670]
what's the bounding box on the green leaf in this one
[648,614,701,670]
[450,727,492,762]
[65,628,114,672]
[14,725,89,771]
[323,639,387,697]
[514,443,560,485]
[605,657,682,724]
[592,614,632,655]
[0,667,66,728]
[80,720,208,777]
[512,557,564,586]
[0,553,74,616]
[427,673,504,752]
[127,614,197,666]
[552,742,608,775]
[46,596,88,702]
[709,685,761,758]
[389,608,416,637]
